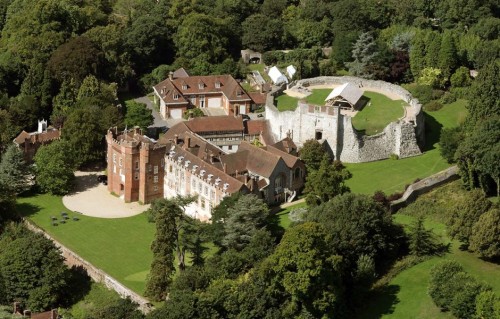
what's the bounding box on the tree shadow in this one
[16,202,41,218]
[423,113,443,152]
[266,212,285,243]
[62,265,92,307]
[70,173,100,194]
[356,285,401,318]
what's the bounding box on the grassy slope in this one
[346,100,468,195]
[17,193,155,295]
[351,91,406,135]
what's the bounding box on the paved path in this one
[63,171,149,218]
[135,96,182,129]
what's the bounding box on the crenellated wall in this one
[265,76,425,163]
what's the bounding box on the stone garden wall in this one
[23,220,153,314]
[265,76,424,163]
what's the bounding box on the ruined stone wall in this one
[23,220,153,314]
[265,76,424,163]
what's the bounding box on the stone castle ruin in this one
[265,76,425,163]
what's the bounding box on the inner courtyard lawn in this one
[275,94,299,111]
[346,100,468,195]
[304,88,331,105]
[351,91,406,135]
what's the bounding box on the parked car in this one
[97,175,107,185]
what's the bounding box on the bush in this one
[424,100,443,111]
[439,126,463,163]
[288,207,308,223]
[409,84,433,104]
[431,89,445,100]
[390,153,399,160]
[450,66,472,88]
[440,91,457,104]
[183,108,204,119]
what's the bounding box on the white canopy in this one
[286,65,296,79]
[268,66,288,85]
[325,83,363,106]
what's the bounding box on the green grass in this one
[16,193,216,296]
[357,213,500,319]
[64,282,120,319]
[304,89,332,105]
[275,201,307,228]
[346,99,468,195]
[275,94,299,111]
[351,91,406,135]
[247,63,271,83]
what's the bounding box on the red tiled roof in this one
[248,92,267,105]
[271,137,298,155]
[185,116,244,133]
[173,67,189,78]
[153,80,189,105]
[13,130,30,144]
[13,129,60,145]
[245,120,267,135]
[264,144,301,168]
[238,141,282,178]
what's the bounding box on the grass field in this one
[356,213,500,319]
[351,91,406,135]
[16,193,215,296]
[346,99,468,195]
[275,94,299,111]
[304,89,331,105]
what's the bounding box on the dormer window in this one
[177,156,184,162]
[215,81,221,88]
[169,151,175,157]
[200,170,206,177]
[215,177,221,186]
[184,160,191,168]
[198,82,204,89]
[223,183,229,190]
[182,84,187,90]
[207,174,213,181]
[173,93,179,100]
[192,165,198,172]
[236,90,242,97]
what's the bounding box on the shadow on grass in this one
[63,265,92,307]
[356,285,401,319]
[16,202,41,218]
[423,112,443,152]
[266,212,285,243]
[356,96,371,111]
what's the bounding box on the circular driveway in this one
[63,171,149,218]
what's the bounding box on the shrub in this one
[183,108,204,119]
[449,272,490,319]
[475,290,500,319]
[450,66,472,88]
[288,207,308,223]
[387,192,403,201]
[390,153,399,160]
[440,91,457,104]
[410,84,433,104]
[431,89,445,100]
[424,100,443,111]
[429,260,464,309]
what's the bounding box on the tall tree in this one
[438,31,458,79]
[222,194,270,251]
[304,154,351,206]
[34,140,76,195]
[465,63,500,128]
[469,208,500,260]
[407,216,441,256]
[298,139,327,171]
[347,32,378,79]
[124,101,153,131]
[0,144,31,195]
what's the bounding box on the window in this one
[113,165,116,173]
[204,186,208,196]
[236,90,242,97]
[173,93,179,100]
[154,166,158,174]
[153,186,158,191]
[192,178,196,188]
[315,131,323,140]
[119,158,123,167]
[113,153,116,163]
[215,81,221,88]
[169,165,173,173]
[135,161,139,170]
[210,190,214,199]
[198,83,204,89]
[160,159,164,167]
[198,183,202,193]
[182,84,187,90]
[148,165,152,172]
[154,176,158,183]
[134,172,139,180]
[294,168,301,179]
[228,145,233,150]
[201,199,206,209]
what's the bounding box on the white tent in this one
[268,66,288,85]
[286,65,296,79]
[325,83,363,107]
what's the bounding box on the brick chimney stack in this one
[168,71,174,81]
[185,136,190,148]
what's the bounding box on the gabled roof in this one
[154,74,251,103]
[248,92,267,105]
[264,144,301,168]
[268,66,288,85]
[173,67,190,79]
[271,137,298,155]
[237,141,282,178]
[153,80,189,105]
[325,82,363,106]
[245,120,267,136]
[286,65,296,79]
[13,129,60,145]
[185,116,244,133]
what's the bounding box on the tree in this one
[0,231,69,312]
[418,67,445,88]
[298,139,327,171]
[62,105,106,165]
[222,194,270,251]
[267,222,344,318]
[425,31,441,68]
[145,200,180,301]
[429,260,465,309]
[447,189,492,247]
[347,32,378,79]
[124,101,153,131]
[407,216,441,256]
[242,14,284,52]
[449,272,490,319]
[469,208,500,260]
[47,36,102,84]
[475,291,500,319]
[304,154,351,206]
[209,192,242,247]
[77,75,101,101]
[34,140,75,195]
[438,31,458,79]
[307,193,403,273]
[0,144,32,195]
[465,63,500,128]
[450,66,472,88]
[439,126,463,163]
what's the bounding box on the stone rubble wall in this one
[390,166,460,212]
[23,220,153,314]
[265,76,424,163]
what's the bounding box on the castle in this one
[266,76,425,163]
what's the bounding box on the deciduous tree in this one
[124,101,153,131]
[34,140,75,195]
[469,208,500,260]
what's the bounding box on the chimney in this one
[168,71,174,81]
[23,310,31,318]
[50,309,58,319]
[235,169,239,177]
[210,153,214,163]
[174,134,179,144]
[245,173,249,184]
[223,163,227,173]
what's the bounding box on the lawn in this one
[275,201,307,228]
[16,193,215,296]
[304,89,331,105]
[275,94,299,111]
[356,214,500,319]
[346,99,468,195]
[351,91,406,135]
